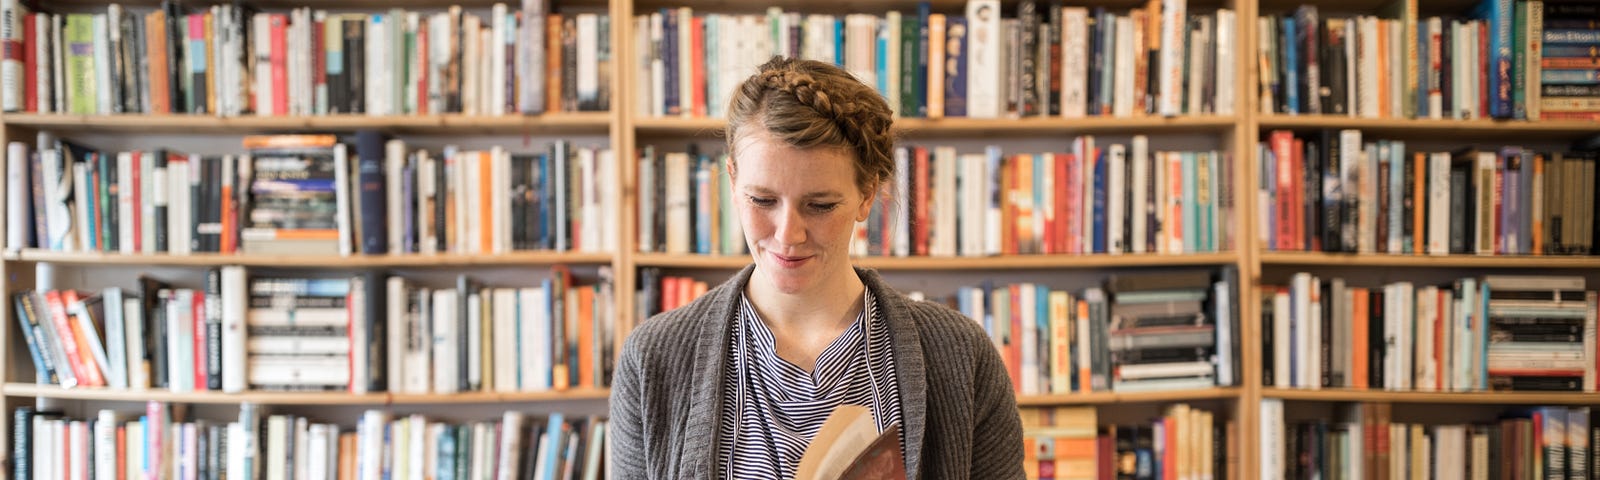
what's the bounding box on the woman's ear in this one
[724,156,737,181]
[854,184,878,223]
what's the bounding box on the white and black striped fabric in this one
[715,290,905,479]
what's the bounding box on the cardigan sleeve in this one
[967,330,1026,479]
[607,333,650,479]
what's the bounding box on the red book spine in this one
[690,16,706,117]
[1271,131,1295,251]
[313,18,325,115]
[1162,416,1177,480]
[1007,284,1023,393]
[270,15,288,116]
[1054,153,1069,255]
[1291,138,1306,251]
[192,292,207,390]
[1066,151,1080,254]
[22,13,35,112]
[1478,22,1489,119]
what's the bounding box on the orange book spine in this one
[1292,138,1306,250]
[1531,154,1543,255]
[147,12,170,114]
[577,285,595,389]
[116,424,126,480]
[1007,284,1023,393]
[1162,415,1178,480]
[1352,287,1369,389]
[338,433,358,480]
[416,18,429,114]
[1377,23,1389,118]
[1015,154,1034,254]
[1413,152,1426,255]
[220,157,235,254]
[479,152,493,253]
[1076,299,1090,393]
[204,13,216,114]
[913,147,930,256]
[1167,153,1184,252]
[1053,153,1069,255]
[545,14,562,113]
[1001,156,1015,255]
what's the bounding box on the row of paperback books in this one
[942,268,1239,395]
[3,133,616,255]
[1257,129,1600,256]
[0,1,611,116]
[1020,404,1230,480]
[1260,401,1595,480]
[638,137,1234,258]
[634,0,1234,120]
[11,404,607,480]
[634,268,709,323]
[1259,1,1600,121]
[10,266,613,394]
[1261,273,1598,392]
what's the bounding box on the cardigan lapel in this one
[858,267,927,480]
[678,265,754,479]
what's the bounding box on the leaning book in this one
[794,404,905,480]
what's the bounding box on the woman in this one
[609,56,1024,479]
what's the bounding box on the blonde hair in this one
[724,56,895,195]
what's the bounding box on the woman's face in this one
[729,130,874,296]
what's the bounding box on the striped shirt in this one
[716,290,904,479]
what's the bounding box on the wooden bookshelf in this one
[634,114,1240,136]
[1016,387,1243,407]
[2,383,611,405]
[633,251,1241,270]
[1256,114,1600,140]
[0,112,614,135]
[10,249,615,268]
[1258,251,1600,269]
[1262,388,1600,406]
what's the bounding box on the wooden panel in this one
[636,115,1240,137]
[0,113,612,135]
[1259,252,1600,269]
[1016,387,1242,407]
[2,383,612,405]
[633,252,1242,270]
[1258,115,1600,141]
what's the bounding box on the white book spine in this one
[431,289,458,394]
[333,144,352,256]
[964,1,1000,118]
[254,14,272,115]
[493,288,517,392]
[1157,0,1186,116]
[221,266,248,393]
[577,13,598,110]
[1062,8,1087,118]
[1113,16,1135,117]
[387,139,407,254]
[5,142,26,250]
[933,146,957,256]
[92,14,110,114]
[983,146,1002,256]
[1272,289,1290,387]
[490,4,508,115]
[117,152,134,253]
[466,291,482,391]
[0,0,23,112]
[1019,284,1037,394]
[959,153,985,257]
[1214,9,1235,115]
[386,277,407,392]
[1131,136,1149,254]
[580,147,599,252]
[677,8,693,117]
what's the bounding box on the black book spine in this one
[1260,291,1275,386]
[1440,22,1454,118]
[163,1,184,112]
[1304,140,1321,250]
[1320,281,1333,387]
[1376,147,1391,253]
[364,271,387,392]
[456,275,473,392]
[346,19,365,114]
[1369,289,1384,389]
[1402,151,1416,252]
[12,407,33,480]
[435,152,448,252]
[1085,8,1101,116]
[1320,132,1342,252]
[149,292,169,389]
[100,151,118,252]
[356,130,389,255]
[205,268,223,390]
[1297,7,1320,115]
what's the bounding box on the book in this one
[794,405,905,480]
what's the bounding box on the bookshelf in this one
[0,0,1595,477]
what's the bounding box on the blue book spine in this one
[1097,10,1114,115]
[1472,0,1513,118]
[945,16,968,117]
[835,17,845,66]
[662,9,680,116]
[535,153,550,250]
[356,130,388,255]
[916,2,931,117]
[1282,17,1300,114]
[704,16,718,118]
[402,163,416,253]
[1543,69,1600,84]
[542,414,566,479]
[1417,21,1430,118]
[876,22,889,97]
[11,295,54,384]
[694,156,711,254]
[1091,151,1107,254]
[1035,285,1049,390]
[1389,142,1405,254]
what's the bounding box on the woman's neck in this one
[745,266,866,332]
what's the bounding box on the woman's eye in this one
[809,203,840,213]
[748,196,776,207]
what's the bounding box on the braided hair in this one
[725,56,895,196]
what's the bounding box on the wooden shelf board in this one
[634,0,1231,14]
[1263,388,1600,405]
[31,0,612,10]
[1259,251,1600,269]
[2,384,611,405]
[9,249,614,268]
[0,113,613,134]
[634,115,1238,136]
[1016,387,1241,407]
[1257,115,1600,140]
[633,252,1240,270]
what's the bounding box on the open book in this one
[794,405,906,480]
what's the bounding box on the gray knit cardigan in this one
[608,265,1025,479]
